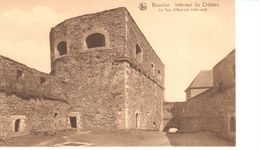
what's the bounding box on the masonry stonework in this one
[163,50,235,142]
[0,7,165,139]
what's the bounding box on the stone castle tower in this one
[0,7,164,138]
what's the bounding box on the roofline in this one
[185,49,235,92]
[52,7,127,28]
[213,49,235,69]
[185,86,213,92]
[51,7,165,67]
[163,101,176,104]
[184,70,212,92]
[124,9,165,66]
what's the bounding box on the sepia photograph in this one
[0,0,237,147]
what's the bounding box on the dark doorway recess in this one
[69,117,77,128]
[15,119,21,132]
[135,113,139,129]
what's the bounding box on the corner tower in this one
[49,7,165,131]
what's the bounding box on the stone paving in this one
[0,129,235,146]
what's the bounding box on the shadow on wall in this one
[163,117,180,132]
[163,118,235,146]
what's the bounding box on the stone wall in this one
[162,102,186,131]
[213,50,235,90]
[48,8,130,130]
[164,50,235,142]
[49,7,165,131]
[0,7,165,139]
[50,7,127,79]
[125,62,163,130]
[185,50,235,141]
[0,93,71,139]
[0,55,70,102]
[62,51,127,130]
[125,10,165,88]
[186,86,235,141]
[163,102,174,122]
[0,55,73,139]
[124,9,165,130]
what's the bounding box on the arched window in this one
[136,44,141,55]
[157,69,161,80]
[57,41,67,56]
[86,33,105,48]
[151,62,155,75]
[135,44,142,62]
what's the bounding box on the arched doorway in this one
[135,113,139,129]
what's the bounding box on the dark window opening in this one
[69,117,77,128]
[136,44,141,55]
[15,119,21,132]
[135,113,139,129]
[16,70,24,80]
[135,44,142,62]
[57,41,67,56]
[230,117,236,132]
[86,33,105,48]
[40,77,46,84]
[157,69,161,80]
[151,63,155,75]
[53,113,58,118]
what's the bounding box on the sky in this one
[0,0,235,102]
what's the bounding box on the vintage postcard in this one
[0,0,235,146]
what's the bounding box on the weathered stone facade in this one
[164,50,235,142]
[162,102,186,130]
[0,7,165,139]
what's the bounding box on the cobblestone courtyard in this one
[0,129,235,146]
